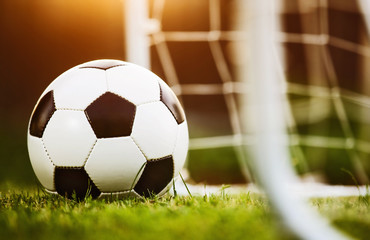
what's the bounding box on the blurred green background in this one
[1,0,369,188]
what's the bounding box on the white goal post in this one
[244,1,348,239]
[124,0,152,69]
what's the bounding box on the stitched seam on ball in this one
[171,125,180,156]
[159,183,172,196]
[135,99,161,107]
[56,108,84,111]
[131,81,161,107]
[100,189,131,194]
[130,136,149,160]
[51,90,56,108]
[39,91,56,137]
[82,139,98,167]
[130,106,136,135]
[131,189,142,198]
[100,190,141,199]
[157,81,177,121]
[54,166,84,169]
[41,138,56,167]
[106,91,153,107]
[129,161,147,192]
[167,106,180,124]
[106,91,135,105]
[158,81,163,100]
[41,138,56,191]
[105,91,138,135]
[84,91,108,133]
[106,91,137,135]
[41,142,91,168]
[147,155,175,182]
[157,81,183,123]
[79,64,126,70]
[170,125,180,177]
[148,155,172,162]
[84,111,93,130]
[86,91,108,110]
[84,168,102,193]
[136,100,170,109]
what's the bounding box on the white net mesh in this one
[140,0,370,185]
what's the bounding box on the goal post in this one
[124,0,369,239]
[244,0,348,239]
[124,0,151,69]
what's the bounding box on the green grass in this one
[312,196,370,240]
[0,189,369,240]
[0,118,369,240]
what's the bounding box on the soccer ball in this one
[27,59,189,199]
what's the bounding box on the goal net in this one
[125,0,370,186]
[125,0,369,239]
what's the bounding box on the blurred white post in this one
[125,0,151,69]
[359,0,370,34]
[245,0,348,239]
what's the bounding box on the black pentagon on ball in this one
[54,167,101,200]
[85,92,136,138]
[159,81,185,124]
[134,156,174,197]
[29,91,56,138]
[79,60,125,71]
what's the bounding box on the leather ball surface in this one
[27,59,189,199]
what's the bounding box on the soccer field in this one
[1,123,369,240]
[0,189,369,240]
[1,1,370,239]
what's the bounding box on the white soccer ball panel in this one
[85,137,146,192]
[43,110,97,167]
[173,121,189,177]
[41,66,79,99]
[107,65,160,105]
[50,68,107,110]
[27,135,55,191]
[131,102,178,159]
